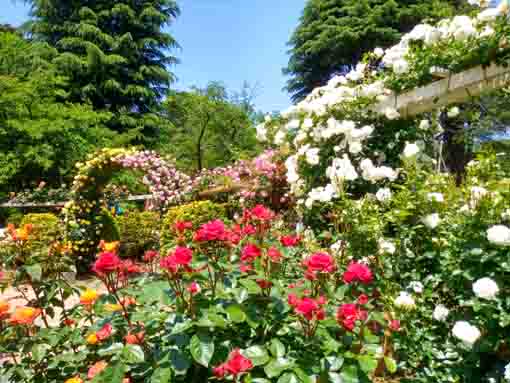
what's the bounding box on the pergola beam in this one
[374,63,510,118]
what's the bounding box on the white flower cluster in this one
[473,277,499,299]
[452,321,481,346]
[394,291,416,310]
[254,5,506,209]
[487,225,510,246]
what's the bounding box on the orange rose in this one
[125,331,145,345]
[120,296,136,307]
[88,361,108,379]
[8,307,41,325]
[0,300,10,320]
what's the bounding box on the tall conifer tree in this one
[28,0,180,142]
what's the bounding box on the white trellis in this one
[374,63,510,118]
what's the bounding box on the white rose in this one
[433,305,450,321]
[447,107,460,118]
[403,142,420,158]
[305,148,320,166]
[274,130,286,145]
[422,213,441,229]
[255,123,267,142]
[376,188,392,202]
[394,292,416,310]
[408,281,424,294]
[473,277,499,300]
[393,59,409,74]
[505,362,510,382]
[378,239,396,254]
[419,119,430,130]
[487,225,510,246]
[452,321,481,346]
[427,192,444,203]
[384,107,400,120]
[374,47,384,57]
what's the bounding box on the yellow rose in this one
[64,377,84,383]
[86,333,98,345]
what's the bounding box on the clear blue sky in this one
[0,0,306,112]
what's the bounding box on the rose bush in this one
[0,205,402,382]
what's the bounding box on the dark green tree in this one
[26,0,180,143]
[163,82,258,171]
[0,31,113,192]
[284,0,472,102]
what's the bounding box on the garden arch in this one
[63,148,193,268]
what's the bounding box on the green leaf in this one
[243,345,270,366]
[25,264,42,281]
[277,372,299,383]
[328,373,343,383]
[269,339,286,358]
[264,358,293,378]
[358,355,377,374]
[293,368,314,383]
[169,349,191,373]
[335,285,349,300]
[122,344,145,363]
[384,357,397,374]
[324,356,344,372]
[91,363,125,383]
[226,304,246,323]
[151,367,172,383]
[340,365,359,383]
[31,344,50,363]
[98,342,124,356]
[240,279,262,294]
[190,334,214,367]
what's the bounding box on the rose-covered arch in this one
[63,148,193,268]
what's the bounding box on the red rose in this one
[280,235,300,247]
[357,294,369,305]
[287,293,299,307]
[295,297,319,320]
[160,247,193,274]
[249,205,274,221]
[343,262,373,284]
[267,247,282,263]
[303,253,335,279]
[173,247,193,265]
[92,252,121,275]
[336,304,367,332]
[241,243,261,263]
[242,224,257,236]
[389,319,401,331]
[175,221,193,233]
[213,349,253,378]
[239,263,253,273]
[224,349,253,376]
[256,279,272,289]
[187,281,201,295]
[143,250,159,262]
[96,323,113,341]
[194,220,226,242]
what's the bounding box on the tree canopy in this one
[163,82,258,171]
[26,0,180,143]
[284,0,472,102]
[0,31,113,192]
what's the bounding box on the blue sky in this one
[0,0,306,112]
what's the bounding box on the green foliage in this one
[28,0,180,143]
[162,82,258,171]
[0,31,113,192]
[284,0,471,101]
[161,200,228,251]
[116,211,160,258]
[20,213,60,247]
[98,209,120,242]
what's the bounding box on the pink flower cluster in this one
[288,294,327,321]
[303,252,336,280]
[114,151,193,206]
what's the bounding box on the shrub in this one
[98,209,120,242]
[0,205,398,383]
[160,200,228,252]
[20,213,60,247]
[116,211,160,258]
